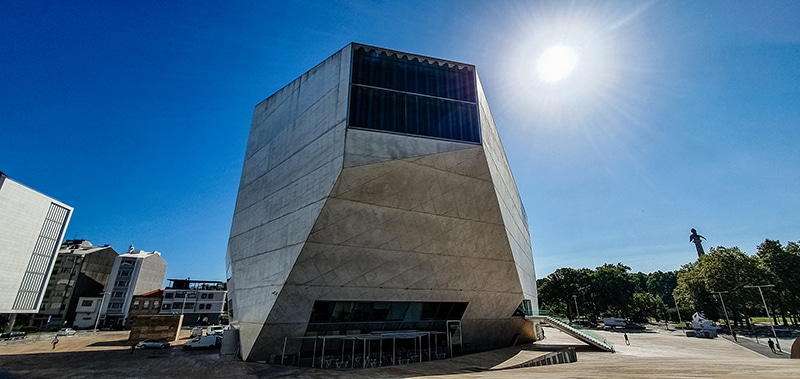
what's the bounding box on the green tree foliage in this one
[646,271,678,306]
[674,246,769,324]
[536,267,592,319]
[537,264,676,323]
[538,239,800,327]
[756,240,800,325]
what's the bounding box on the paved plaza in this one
[0,325,797,378]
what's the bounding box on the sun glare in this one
[537,45,578,83]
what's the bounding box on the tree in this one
[646,270,678,308]
[756,239,800,326]
[589,263,635,318]
[674,246,770,326]
[536,267,592,320]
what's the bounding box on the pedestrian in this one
[624,333,630,346]
[768,338,776,353]
[52,335,59,349]
[131,343,136,354]
[731,329,737,342]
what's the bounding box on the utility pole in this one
[744,284,781,352]
[93,292,107,332]
[572,294,580,319]
[712,291,734,338]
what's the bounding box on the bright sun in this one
[537,45,578,83]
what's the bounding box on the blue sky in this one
[2,1,798,283]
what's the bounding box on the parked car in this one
[136,339,170,349]
[56,328,76,336]
[1,331,26,340]
[206,325,225,336]
[183,335,220,350]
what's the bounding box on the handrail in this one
[527,314,615,353]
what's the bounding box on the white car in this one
[56,328,76,336]
[206,325,225,336]
[183,335,221,350]
[136,339,170,349]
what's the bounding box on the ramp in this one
[527,315,615,353]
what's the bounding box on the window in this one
[153,300,160,308]
[81,300,93,307]
[121,259,134,266]
[348,46,480,144]
[187,292,197,299]
[162,303,171,310]
[165,293,174,299]
[114,280,128,287]
[174,292,185,299]
[132,300,140,309]
[143,300,150,309]
[201,293,208,299]
[109,302,123,309]
[112,291,125,298]
[207,293,214,299]
[117,270,131,277]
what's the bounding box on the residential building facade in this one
[226,44,538,362]
[73,295,103,329]
[99,246,167,328]
[33,240,118,330]
[159,279,227,326]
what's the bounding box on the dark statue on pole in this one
[690,228,705,258]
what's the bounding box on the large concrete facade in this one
[227,44,538,362]
[0,172,73,314]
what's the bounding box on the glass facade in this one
[349,46,480,143]
[307,300,468,335]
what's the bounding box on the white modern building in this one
[73,295,104,329]
[0,172,73,320]
[226,44,538,363]
[98,245,167,328]
[159,279,227,325]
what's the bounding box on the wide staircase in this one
[526,313,615,353]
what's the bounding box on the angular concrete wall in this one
[227,46,352,360]
[476,75,538,308]
[228,44,538,362]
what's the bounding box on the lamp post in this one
[572,295,580,319]
[93,291,107,332]
[712,291,734,338]
[744,284,780,352]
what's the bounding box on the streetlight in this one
[93,291,107,332]
[572,295,580,319]
[712,291,734,339]
[744,284,781,352]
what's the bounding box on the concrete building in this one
[33,240,118,330]
[0,172,72,326]
[127,289,164,322]
[159,279,228,326]
[226,43,538,362]
[99,246,167,328]
[72,295,104,329]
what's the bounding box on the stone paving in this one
[0,326,797,378]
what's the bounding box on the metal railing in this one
[527,312,615,353]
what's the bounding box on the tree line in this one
[536,239,800,328]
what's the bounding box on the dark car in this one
[1,331,26,340]
[136,339,170,349]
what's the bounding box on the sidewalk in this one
[720,334,792,359]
